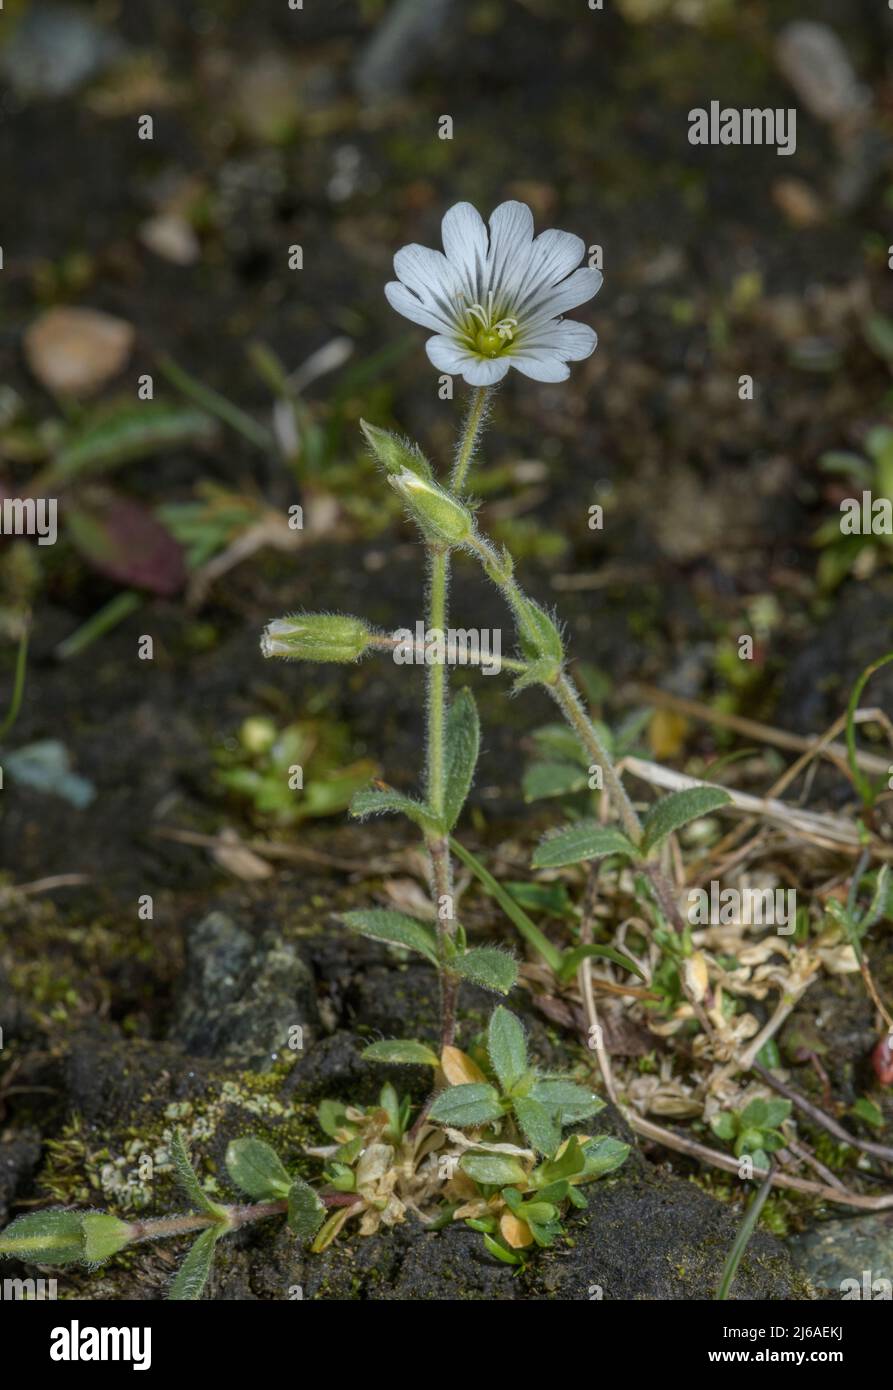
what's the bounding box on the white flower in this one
[385,200,602,386]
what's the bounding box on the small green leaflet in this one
[168,1226,223,1302]
[442,689,480,831]
[640,786,732,855]
[451,947,518,995]
[82,1214,132,1266]
[522,760,588,802]
[529,1079,603,1124]
[532,822,637,870]
[340,909,439,964]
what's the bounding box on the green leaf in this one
[640,787,732,856]
[710,1113,737,1142]
[46,403,216,486]
[739,1098,770,1130]
[361,1039,440,1066]
[168,1226,222,1301]
[487,1007,528,1092]
[428,1083,504,1129]
[530,1079,604,1123]
[459,1153,528,1187]
[225,1138,292,1201]
[579,1136,630,1178]
[557,943,645,984]
[483,1234,524,1266]
[512,1097,561,1155]
[850,1097,884,1131]
[286,1177,326,1240]
[532,822,638,870]
[451,947,518,996]
[442,689,480,831]
[761,1100,792,1130]
[82,1214,132,1266]
[349,785,438,832]
[533,1137,587,1186]
[449,837,563,974]
[531,723,589,767]
[522,760,588,802]
[340,909,439,965]
[0,1210,85,1265]
[170,1131,230,1221]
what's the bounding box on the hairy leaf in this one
[530,1079,603,1123]
[442,689,480,830]
[640,786,732,855]
[557,942,645,983]
[361,1039,440,1066]
[0,1210,85,1265]
[287,1177,326,1240]
[532,821,637,870]
[487,1006,529,1092]
[171,1130,229,1220]
[428,1083,504,1128]
[340,909,438,964]
[225,1138,291,1201]
[349,785,437,832]
[168,1226,222,1301]
[451,947,518,996]
[512,1097,561,1155]
[459,1152,528,1187]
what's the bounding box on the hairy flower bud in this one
[360,420,432,480]
[260,613,372,663]
[389,469,474,545]
[511,594,564,668]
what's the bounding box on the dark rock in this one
[0,1129,42,1226]
[170,911,318,1070]
[787,1215,893,1298]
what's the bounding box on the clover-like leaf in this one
[640,786,732,856]
[532,822,638,870]
[451,947,518,996]
[340,909,439,965]
[225,1138,292,1201]
[428,1083,504,1129]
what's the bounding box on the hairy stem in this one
[451,385,489,493]
[550,671,642,846]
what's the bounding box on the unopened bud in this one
[511,594,564,668]
[260,613,372,663]
[389,469,474,545]
[360,420,432,480]
[82,1214,134,1266]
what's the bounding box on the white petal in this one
[511,229,585,313]
[461,356,512,387]
[425,334,473,373]
[441,202,489,300]
[508,352,571,383]
[521,319,597,361]
[424,337,511,386]
[385,281,455,334]
[485,201,535,301]
[392,243,464,325]
[524,267,603,323]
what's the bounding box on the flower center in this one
[463,292,518,358]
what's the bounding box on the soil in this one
[0,0,891,1300]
